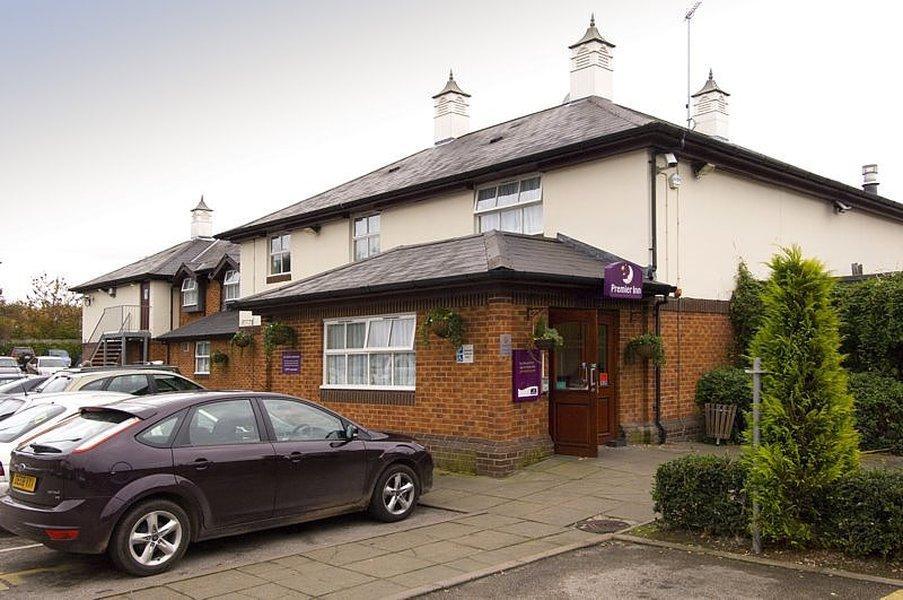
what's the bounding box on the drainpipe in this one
[648,150,658,280]
[653,295,668,444]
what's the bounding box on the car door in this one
[258,397,367,517]
[171,398,276,527]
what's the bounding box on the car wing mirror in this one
[344,424,358,440]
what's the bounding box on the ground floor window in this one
[195,340,211,375]
[323,314,415,390]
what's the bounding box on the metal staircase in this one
[86,305,150,366]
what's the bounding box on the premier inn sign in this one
[603,260,644,300]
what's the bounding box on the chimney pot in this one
[691,69,730,141]
[433,70,470,144]
[862,164,879,195]
[568,15,615,101]
[190,197,213,238]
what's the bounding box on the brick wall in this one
[179,280,223,327]
[166,333,262,390]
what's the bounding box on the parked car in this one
[28,356,70,375]
[46,349,72,368]
[35,369,204,396]
[0,396,24,421]
[0,391,133,496]
[0,373,26,385]
[0,357,21,376]
[0,375,50,396]
[0,391,433,576]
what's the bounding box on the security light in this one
[668,173,683,190]
[833,200,852,214]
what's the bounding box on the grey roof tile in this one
[156,310,240,341]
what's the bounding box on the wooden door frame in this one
[596,310,620,445]
[139,281,150,331]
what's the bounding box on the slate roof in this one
[71,237,240,293]
[156,310,240,341]
[433,71,470,98]
[218,96,656,239]
[692,69,730,97]
[235,231,673,310]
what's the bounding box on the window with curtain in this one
[195,341,211,375]
[269,233,292,275]
[353,214,380,261]
[323,315,415,390]
[474,175,543,235]
[223,269,240,302]
[181,278,198,307]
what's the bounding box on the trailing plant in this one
[833,272,903,379]
[531,318,564,350]
[848,372,903,454]
[624,333,666,367]
[263,321,296,355]
[419,308,465,348]
[211,350,229,368]
[728,260,766,364]
[231,330,253,350]
[653,455,748,536]
[743,246,859,547]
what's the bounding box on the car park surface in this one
[0,391,433,576]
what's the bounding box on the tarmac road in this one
[421,541,901,600]
[0,506,454,599]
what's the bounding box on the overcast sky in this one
[1,0,899,301]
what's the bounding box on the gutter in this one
[653,295,669,444]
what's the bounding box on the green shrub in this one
[834,272,903,378]
[816,469,903,558]
[652,455,747,536]
[744,247,859,546]
[729,260,765,363]
[695,366,752,440]
[848,372,903,454]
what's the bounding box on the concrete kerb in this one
[97,507,474,599]
[384,535,613,600]
[614,533,903,589]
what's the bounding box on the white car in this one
[0,391,132,495]
[29,356,70,375]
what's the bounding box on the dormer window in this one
[223,269,240,302]
[181,278,198,307]
[269,233,291,275]
[474,176,542,235]
[353,214,380,261]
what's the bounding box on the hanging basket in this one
[704,403,738,444]
[532,338,557,351]
[430,320,451,339]
[635,344,656,359]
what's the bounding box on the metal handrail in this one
[87,305,144,343]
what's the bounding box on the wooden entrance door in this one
[140,281,150,330]
[595,312,620,444]
[549,309,598,457]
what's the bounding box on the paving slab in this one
[407,540,480,563]
[319,579,410,600]
[343,551,435,578]
[167,571,268,599]
[452,530,530,551]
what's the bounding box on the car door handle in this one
[286,451,304,463]
[193,458,212,470]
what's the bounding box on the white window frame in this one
[223,269,240,302]
[473,174,543,235]
[269,233,292,275]
[194,340,211,375]
[181,278,198,307]
[321,313,416,391]
[352,213,381,261]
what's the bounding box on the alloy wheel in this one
[382,471,415,515]
[128,510,183,567]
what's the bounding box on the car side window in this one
[154,374,202,393]
[186,400,260,446]
[106,374,151,395]
[262,398,345,442]
[137,413,182,447]
[80,378,108,391]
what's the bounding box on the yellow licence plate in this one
[11,473,37,493]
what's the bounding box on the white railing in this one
[87,305,143,343]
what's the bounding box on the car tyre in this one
[109,499,190,576]
[369,463,420,522]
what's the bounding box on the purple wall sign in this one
[281,350,301,374]
[512,349,542,403]
[603,260,644,300]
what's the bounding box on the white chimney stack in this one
[433,70,470,144]
[691,69,730,141]
[569,14,615,101]
[190,196,213,239]
[862,164,879,195]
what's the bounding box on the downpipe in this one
[653,296,668,444]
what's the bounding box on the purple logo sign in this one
[512,349,542,403]
[603,261,644,300]
[281,350,301,374]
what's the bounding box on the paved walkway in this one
[106,443,730,600]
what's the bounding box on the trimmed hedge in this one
[849,372,903,454]
[652,455,747,536]
[817,469,903,558]
[654,456,903,559]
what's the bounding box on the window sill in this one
[266,273,291,284]
[194,372,210,377]
[320,387,415,406]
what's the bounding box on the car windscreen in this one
[0,404,66,443]
[36,375,71,393]
[26,409,135,454]
[0,358,18,368]
[38,357,68,367]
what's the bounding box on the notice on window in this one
[512,349,542,403]
[456,344,474,364]
[282,350,301,374]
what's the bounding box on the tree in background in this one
[728,260,765,363]
[744,247,859,546]
[0,273,81,341]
